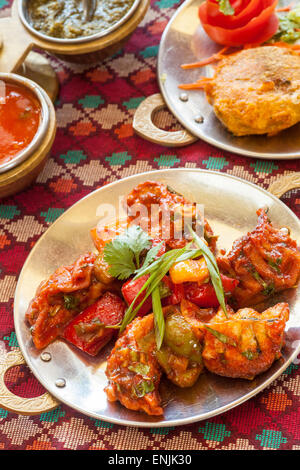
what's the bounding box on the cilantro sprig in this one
[103,225,152,279]
[120,243,194,342]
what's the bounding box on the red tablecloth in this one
[0,0,299,451]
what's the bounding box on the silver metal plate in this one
[157,0,300,159]
[14,169,300,427]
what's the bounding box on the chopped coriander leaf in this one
[74,318,104,336]
[133,379,155,398]
[263,281,275,297]
[63,294,79,311]
[128,363,150,376]
[251,269,275,296]
[129,349,139,362]
[267,258,282,273]
[251,269,261,283]
[242,350,260,361]
[204,325,237,347]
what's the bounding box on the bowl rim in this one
[0,73,50,175]
[18,0,142,45]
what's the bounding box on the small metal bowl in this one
[0,73,50,175]
[18,0,141,45]
[0,73,56,198]
[0,0,149,67]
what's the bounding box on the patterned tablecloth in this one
[0,0,299,451]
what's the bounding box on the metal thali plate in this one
[157,0,300,159]
[14,169,300,427]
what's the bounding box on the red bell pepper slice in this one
[122,274,153,316]
[205,0,275,29]
[63,292,126,356]
[185,275,239,308]
[122,273,182,316]
[199,0,278,46]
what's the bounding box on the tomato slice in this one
[199,2,279,46]
[185,275,239,308]
[205,0,277,29]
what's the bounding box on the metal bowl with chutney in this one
[1,0,150,64]
[20,0,142,44]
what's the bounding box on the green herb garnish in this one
[204,325,237,347]
[119,225,229,349]
[267,258,282,274]
[128,363,150,376]
[120,243,194,337]
[263,281,275,297]
[74,318,104,336]
[107,224,227,349]
[152,286,165,350]
[133,380,155,398]
[104,225,151,279]
[129,349,139,362]
[63,294,79,311]
[217,0,234,16]
[241,350,260,361]
[272,6,300,43]
[135,242,163,275]
[166,185,183,197]
[251,269,275,297]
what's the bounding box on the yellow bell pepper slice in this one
[169,258,209,284]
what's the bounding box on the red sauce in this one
[0,83,41,165]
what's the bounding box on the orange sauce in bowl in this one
[0,83,41,165]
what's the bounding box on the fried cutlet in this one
[205,46,300,136]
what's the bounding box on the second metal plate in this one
[14,169,300,427]
[157,0,300,159]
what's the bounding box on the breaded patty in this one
[205,46,300,136]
